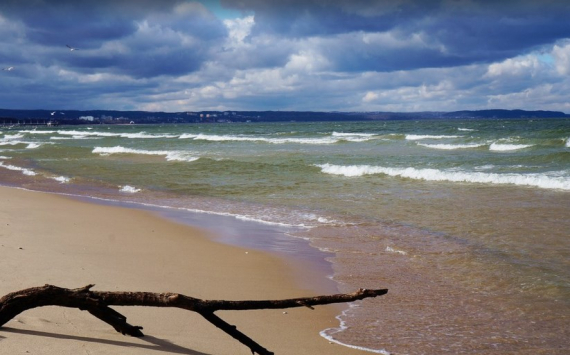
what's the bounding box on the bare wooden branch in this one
[0,284,388,355]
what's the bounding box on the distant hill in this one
[1,108,568,125]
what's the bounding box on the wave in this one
[489,143,534,151]
[405,134,462,140]
[120,185,141,193]
[2,133,24,140]
[458,128,476,132]
[316,163,570,190]
[332,132,376,137]
[51,176,71,183]
[58,130,177,139]
[320,304,391,354]
[184,133,341,145]
[0,141,26,146]
[26,143,42,149]
[92,146,199,162]
[19,130,57,134]
[0,161,37,176]
[566,138,570,148]
[417,143,485,150]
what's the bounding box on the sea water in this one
[1,118,569,354]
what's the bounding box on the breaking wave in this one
[417,143,485,150]
[0,162,37,176]
[405,134,462,140]
[489,143,534,151]
[316,163,570,190]
[120,185,141,193]
[92,146,199,162]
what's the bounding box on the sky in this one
[1,0,570,113]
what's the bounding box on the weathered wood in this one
[0,284,388,354]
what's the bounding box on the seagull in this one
[2,66,14,71]
[66,45,78,51]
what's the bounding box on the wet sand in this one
[0,186,367,355]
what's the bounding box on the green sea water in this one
[1,118,569,354]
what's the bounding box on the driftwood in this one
[0,284,388,355]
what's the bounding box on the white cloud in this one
[485,55,544,77]
[362,91,379,102]
[223,15,255,48]
[552,41,570,75]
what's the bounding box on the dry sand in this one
[0,186,367,354]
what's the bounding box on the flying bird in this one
[2,66,14,71]
[66,45,78,51]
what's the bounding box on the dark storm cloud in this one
[221,0,570,71]
[0,0,227,77]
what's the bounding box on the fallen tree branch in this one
[0,284,388,355]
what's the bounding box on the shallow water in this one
[1,118,569,353]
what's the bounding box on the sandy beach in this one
[0,186,368,355]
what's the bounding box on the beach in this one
[0,186,367,355]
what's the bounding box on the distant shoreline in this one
[1,108,569,126]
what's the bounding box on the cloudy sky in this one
[1,0,570,113]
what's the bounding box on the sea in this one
[1,118,569,354]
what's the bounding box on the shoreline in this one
[0,186,367,354]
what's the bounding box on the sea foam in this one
[320,304,392,355]
[0,162,37,176]
[490,143,533,151]
[316,163,570,190]
[405,134,462,140]
[417,143,485,150]
[184,133,343,145]
[92,146,199,162]
[120,185,141,193]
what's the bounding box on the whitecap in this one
[489,143,533,151]
[316,163,570,190]
[405,134,462,140]
[385,246,408,255]
[120,185,141,193]
[51,176,71,183]
[93,146,199,162]
[93,146,169,156]
[26,143,42,149]
[3,133,24,140]
[0,162,37,176]
[417,143,485,150]
[187,133,340,145]
[458,128,476,132]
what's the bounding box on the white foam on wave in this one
[316,163,570,190]
[565,138,570,148]
[385,245,408,255]
[120,185,141,193]
[51,176,71,183]
[0,156,10,159]
[26,143,41,149]
[458,128,476,132]
[489,143,533,151]
[405,134,462,140]
[320,304,391,354]
[19,130,57,134]
[184,133,341,145]
[0,161,37,176]
[58,130,176,139]
[92,146,199,162]
[417,143,485,150]
[3,133,24,140]
[332,132,376,137]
